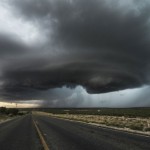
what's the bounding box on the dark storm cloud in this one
[0,34,27,57]
[1,0,150,100]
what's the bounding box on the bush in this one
[0,107,7,114]
[6,108,19,116]
[0,107,19,116]
[129,123,144,131]
[144,127,150,131]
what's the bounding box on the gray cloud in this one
[0,0,150,104]
[0,34,27,56]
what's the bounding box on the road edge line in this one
[33,119,50,150]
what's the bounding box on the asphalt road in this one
[0,115,42,150]
[0,114,150,150]
[33,114,150,150]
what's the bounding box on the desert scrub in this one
[0,114,9,122]
[144,127,150,131]
[48,113,150,131]
[129,123,144,131]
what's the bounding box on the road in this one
[33,114,150,150]
[0,115,41,150]
[0,114,150,150]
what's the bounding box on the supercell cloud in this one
[0,0,150,106]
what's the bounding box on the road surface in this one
[33,114,150,150]
[0,114,150,150]
[0,115,41,150]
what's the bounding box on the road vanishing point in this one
[0,114,150,150]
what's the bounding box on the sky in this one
[0,0,150,108]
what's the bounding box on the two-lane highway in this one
[0,113,150,150]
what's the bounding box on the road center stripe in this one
[33,119,50,150]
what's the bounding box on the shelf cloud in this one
[0,0,150,106]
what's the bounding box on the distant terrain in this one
[32,107,150,117]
